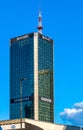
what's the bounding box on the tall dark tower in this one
[10,12,54,123]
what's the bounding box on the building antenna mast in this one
[37,11,43,34]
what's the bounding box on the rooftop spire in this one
[37,11,43,34]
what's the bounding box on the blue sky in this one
[0,0,83,127]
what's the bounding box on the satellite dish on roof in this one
[11,124,16,129]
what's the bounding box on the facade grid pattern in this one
[10,33,54,123]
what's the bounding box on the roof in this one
[0,118,82,130]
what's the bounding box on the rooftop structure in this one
[37,11,43,34]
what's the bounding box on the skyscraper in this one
[10,32,54,123]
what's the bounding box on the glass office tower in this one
[10,32,54,122]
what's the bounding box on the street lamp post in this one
[20,78,27,130]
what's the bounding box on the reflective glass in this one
[38,34,54,123]
[10,34,34,119]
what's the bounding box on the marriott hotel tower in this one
[10,12,54,123]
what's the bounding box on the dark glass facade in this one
[10,32,54,122]
[10,33,34,119]
[38,34,54,122]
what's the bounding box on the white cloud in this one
[60,101,83,126]
[74,102,83,109]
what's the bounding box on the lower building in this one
[0,118,82,130]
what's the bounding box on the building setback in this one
[10,32,54,123]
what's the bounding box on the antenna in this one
[37,11,43,34]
